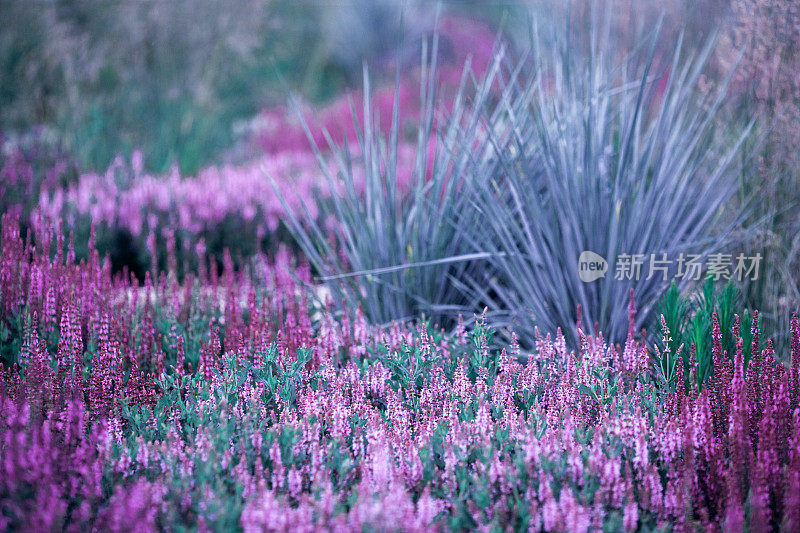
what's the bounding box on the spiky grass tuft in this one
[460,16,757,347]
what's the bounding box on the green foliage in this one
[652,277,755,389]
[655,282,691,382]
[0,312,24,369]
[0,0,350,174]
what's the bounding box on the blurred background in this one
[1,0,735,175]
[1,0,798,350]
[1,0,501,174]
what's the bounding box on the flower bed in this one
[1,214,799,531]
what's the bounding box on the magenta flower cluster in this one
[38,150,330,239]
[32,108,425,263]
[1,213,799,531]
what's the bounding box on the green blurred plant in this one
[0,0,349,174]
[652,277,758,390]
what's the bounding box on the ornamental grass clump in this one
[272,36,505,328]
[462,19,757,347]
